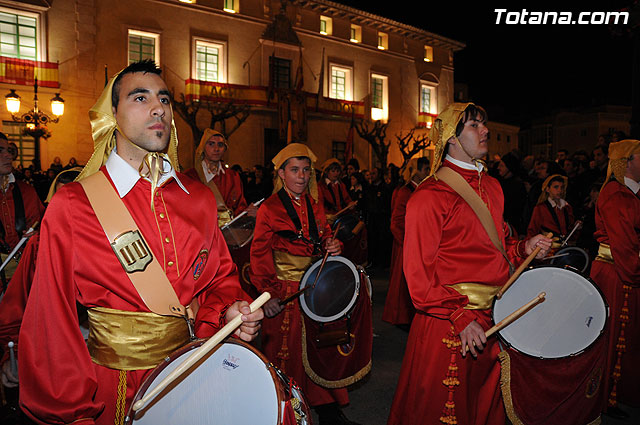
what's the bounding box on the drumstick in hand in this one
[464,292,546,353]
[132,292,271,412]
[496,232,553,299]
[279,223,341,306]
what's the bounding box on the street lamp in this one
[4,78,64,171]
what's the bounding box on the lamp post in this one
[5,78,64,171]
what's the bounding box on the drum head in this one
[550,246,589,274]
[493,266,607,358]
[128,340,281,424]
[299,256,360,323]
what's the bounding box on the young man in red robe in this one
[387,103,551,425]
[590,139,640,419]
[250,144,359,425]
[17,60,263,425]
[184,129,257,226]
[382,156,429,325]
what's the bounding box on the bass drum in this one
[549,246,590,274]
[125,339,311,425]
[493,266,608,359]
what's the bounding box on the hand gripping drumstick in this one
[496,232,553,299]
[131,292,270,412]
[464,292,546,353]
[278,223,342,306]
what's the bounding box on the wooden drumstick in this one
[464,292,546,353]
[496,232,553,299]
[131,292,270,412]
[279,223,341,306]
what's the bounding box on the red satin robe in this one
[526,199,575,239]
[250,191,349,407]
[0,179,44,249]
[590,180,640,408]
[19,168,248,425]
[318,179,352,214]
[382,183,415,325]
[185,163,248,216]
[387,161,525,425]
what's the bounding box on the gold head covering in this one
[272,143,318,201]
[605,139,640,185]
[45,167,84,203]
[537,174,568,204]
[194,128,227,163]
[427,102,475,178]
[76,66,180,208]
[321,158,341,174]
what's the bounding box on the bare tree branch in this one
[395,129,431,175]
[355,119,390,171]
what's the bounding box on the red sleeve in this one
[403,187,474,331]
[390,187,411,243]
[0,232,39,362]
[249,200,284,299]
[527,203,545,238]
[19,190,104,424]
[596,186,640,286]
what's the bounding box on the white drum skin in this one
[493,266,608,359]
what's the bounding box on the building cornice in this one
[293,0,466,52]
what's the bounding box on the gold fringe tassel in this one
[114,370,127,425]
[608,284,631,408]
[439,326,460,425]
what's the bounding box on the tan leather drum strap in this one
[79,171,186,318]
[436,166,514,273]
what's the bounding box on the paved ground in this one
[324,267,640,425]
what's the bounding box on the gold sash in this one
[87,307,190,370]
[447,283,501,310]
[273,250,315,281]
[596,243,614,264]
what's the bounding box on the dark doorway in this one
[264,128,285,167]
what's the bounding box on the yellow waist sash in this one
[87,307,190,370]
[273,250,315,281]
[447,283,501,310]
[595,243,614,264]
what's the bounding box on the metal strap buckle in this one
[111,230,153,273]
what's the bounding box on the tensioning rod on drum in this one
[131,292,271,413]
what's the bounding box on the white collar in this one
[624,176,640,195]
[548,198,567,209]
[325,177,340,186]
[445,154,485,173]
[202,160,225,182]
[105,148,189,198]
[1,173,15,193]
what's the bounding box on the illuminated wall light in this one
[371,108,384,121]
[378,45,385,50]
[178,0,196,3]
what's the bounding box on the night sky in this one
[340,1,635,126]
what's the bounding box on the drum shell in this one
[492,265,608,359]
[126,339,311,425]
[549,246,590,274]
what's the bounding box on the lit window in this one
[224,0,238,13]
[424,45,433,62]
[0,10,38,60]
[420,83,436,114]
[371,74,388,122]
[2,121,33,167]
[377,32,388,50]
[330,64,352,101]
[128,29,160,65]
[320,16,332,35]
[193,39,225,82]
[350,24,361,43]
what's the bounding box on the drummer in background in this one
[18,60,263,425]
[590,139,640,419]
[387,103,551,425]
[318,158,367,267]
[185,129,258,225]
[526,174,576,243]
[382,156,429,327]
[250,143,360,425]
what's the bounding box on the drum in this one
[332,214,364,242]
[493,266,608,358]
[298,256,373,386]
[125,339,311,425]
[549,246,589,274]
[220,213,255,249]
[299,255,360,322]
